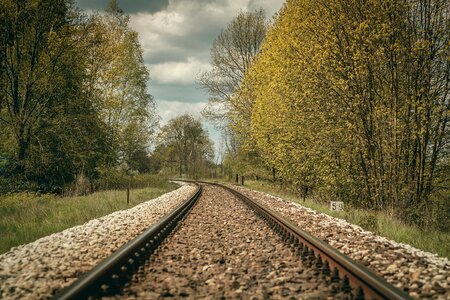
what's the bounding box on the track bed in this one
[122,185,338,299]
[51,183,413,299]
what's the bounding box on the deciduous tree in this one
[85,2,158,167]
[157,115,214,177]
[237,0,449,225]
[199,8,267,126]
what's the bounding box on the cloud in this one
[129,0,284,65]
[150,83,205,104]
[130,4,226,65]
[76,0,169,14]
[157,99,206,124]
[149,57,210,85]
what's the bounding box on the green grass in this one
[242,180,450,259]
[0,181,178,254]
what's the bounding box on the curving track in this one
[52,182,411,299]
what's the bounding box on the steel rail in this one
[209,182,411,300]
[52,183,202,300]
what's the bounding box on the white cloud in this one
[149,57,210,85]
[129,0,284,65]
[157,99,206,124]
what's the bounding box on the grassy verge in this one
[242,180,450,259]
[0,181,178,255]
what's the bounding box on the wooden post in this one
[127,176,131,205]
[236,174,239,183]
[241,176,244,186]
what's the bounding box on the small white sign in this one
[330,201,344,211]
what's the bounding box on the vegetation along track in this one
[52,182,410,299]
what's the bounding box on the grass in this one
[0,181,178,255]
[242,180,450,259]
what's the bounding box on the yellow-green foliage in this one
[235,0,450,225]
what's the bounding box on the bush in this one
[421,192,450,232]
[63,173,92,197]
[339,207,380,233]
[357,213,379,233]
[0,176,37,194]
[92,169,171,191]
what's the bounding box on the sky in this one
[76,0,285,153]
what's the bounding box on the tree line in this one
[150,114,214,178]
[201,1,449,228]
[0,0,215,193]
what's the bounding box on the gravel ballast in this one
[124,185,348,299]
[232,185,450,299]
[0,184,197,300]
[1,182,448,299]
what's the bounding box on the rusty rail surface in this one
[212,182,411,300]
[52,184,202,300]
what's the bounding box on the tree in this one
[199,9,267,126]
[0,0,74,169]
[157,115,214,177]
[84,2,158,168]
[0,0,157,192]
[148,143,178,174]
[0,0,110,191]
[198,8,269,180]
[235,0,449,226]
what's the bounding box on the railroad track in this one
[52,182,411,300]
[52,183,202,300]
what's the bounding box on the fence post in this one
[127,176,131,205]
[236,174,239,183]
[241,176,244,186]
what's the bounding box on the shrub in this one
[92,169,171,191]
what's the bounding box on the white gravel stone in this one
[0,184,197,300]
[232,185,450,299]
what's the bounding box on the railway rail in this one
[52,183,202,300]
[210,182,411,300]
[52,181,411,300]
